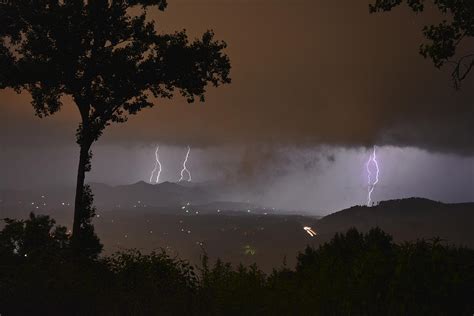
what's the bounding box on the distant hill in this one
[2,183,473,249]
[315,198,474,247]
[0,181,278,215]
[90,181,214,208]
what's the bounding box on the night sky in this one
[0,0,473,213]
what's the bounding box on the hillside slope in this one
[315,198,474,247]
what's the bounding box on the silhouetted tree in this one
[105,249,198,315]
[0,0,231,253]
[74,184,103,259]
[0,213,69,261]
[200,259,267,315]
[370,0,473,88]
[1,221,473,315]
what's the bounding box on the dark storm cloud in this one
[233,146,290,181]
[0,0,473,154]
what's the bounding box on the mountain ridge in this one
[315,197,474,247]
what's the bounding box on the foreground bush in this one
[0,214,472,315]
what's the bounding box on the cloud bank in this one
[0,0,472,155]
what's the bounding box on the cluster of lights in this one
[17,195,72,211]
[79,204,308,262]
[9,190,316,260]
[181,202,200,215]
[133,200,148,208]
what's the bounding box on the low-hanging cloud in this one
[0,0,472,155]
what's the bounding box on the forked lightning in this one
[149,146,162,183]
[366,145,380,206]
[179,146,192,182]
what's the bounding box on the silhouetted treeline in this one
[1,213,473,315]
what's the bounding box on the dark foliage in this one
[0,0,231,249]
[1,216,473,315]
[71,184,103,259]
[370,0,474,89]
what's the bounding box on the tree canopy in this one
[1,220,473,315]
[370,0,474,89]
[0,0,230,143]
[0,0,231,249]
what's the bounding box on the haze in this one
[1,0,472,214]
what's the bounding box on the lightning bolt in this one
[178,146,192,182]
[149,146,162,184]
[366,145,380,206]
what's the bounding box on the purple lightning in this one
[149,146,162,183]
[179,146,192,182]
[366,145,380,206]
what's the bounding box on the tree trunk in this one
[72,143,91,244]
